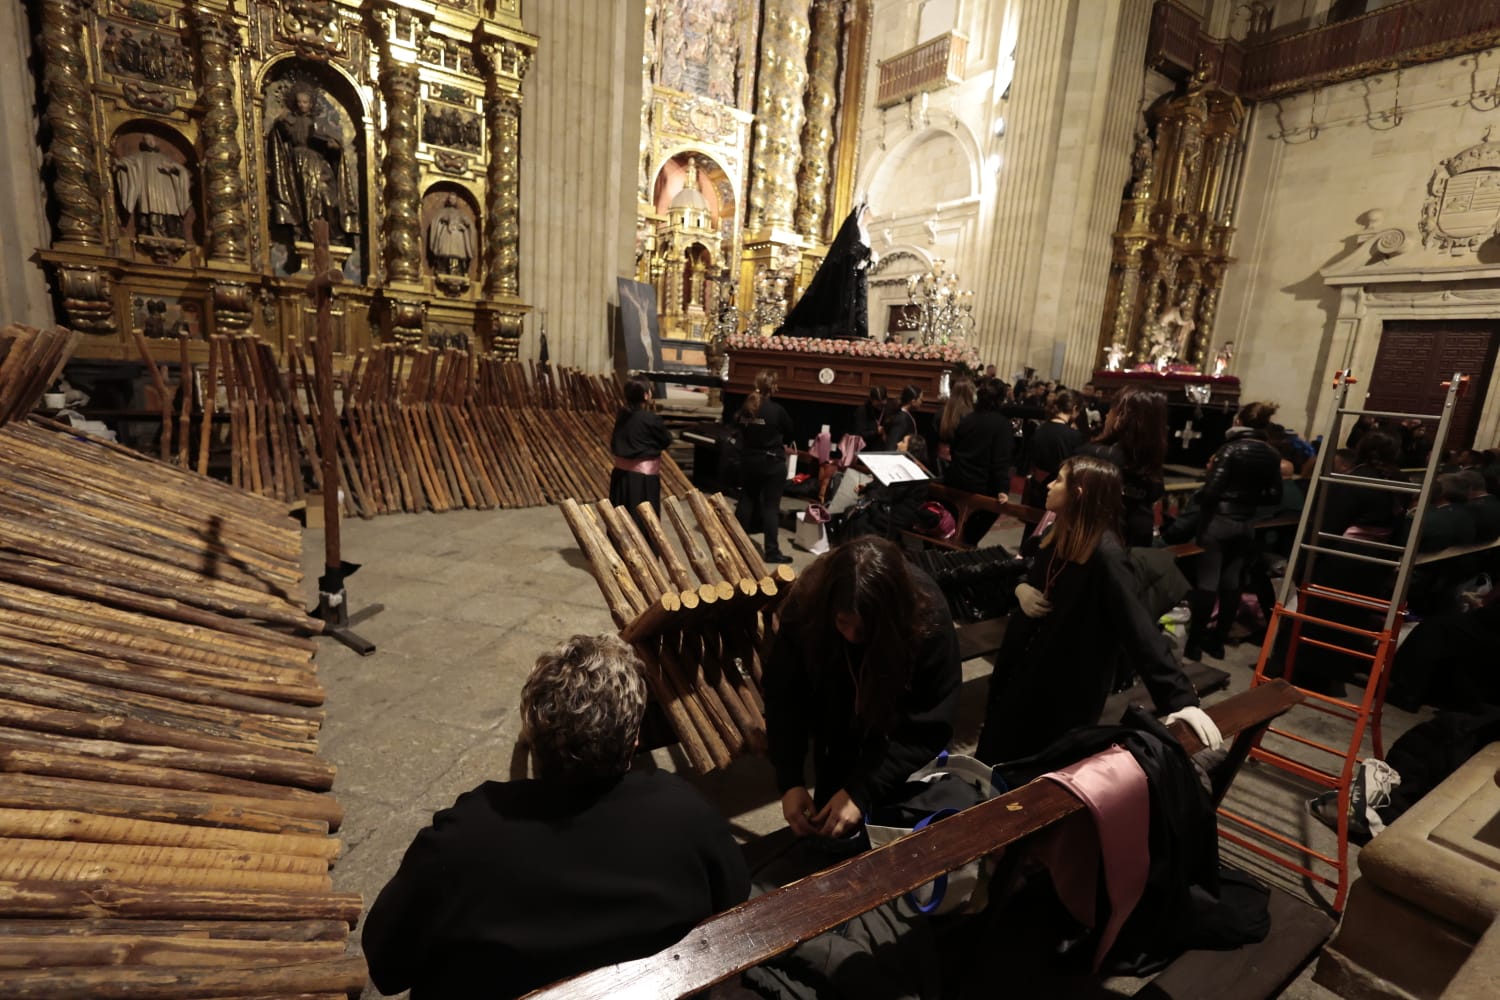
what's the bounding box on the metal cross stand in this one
[305,220,375,656]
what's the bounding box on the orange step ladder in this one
[1217,369,1463,912]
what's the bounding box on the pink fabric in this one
[1034,746,1151,970]
[1344,524,1392,540]
[838,433,865,469]
[613,455,661,476]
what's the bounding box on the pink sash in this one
[613,455,661,476]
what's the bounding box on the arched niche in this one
[866,127,978,211]
[259,58,369,281]
[109,121,200,260]
[653,151,733,224]
[420,182,480,281]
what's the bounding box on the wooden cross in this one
[1175,420,1202,449]
[304,220,345,580]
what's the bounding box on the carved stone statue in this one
[115,135,191,238]
[427,194,475,275]
[266,84,361,243]
[1130,126,1155,199]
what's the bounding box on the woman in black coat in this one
[881,384,922,451]
[1185,401,1283,661]
[609,377,674,523]
[944,379,1015,545]
[1020,390,1083,535]
[765,536,961,840]
[977,455,1217,764]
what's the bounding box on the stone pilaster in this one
[38,0,102,247]
[191,9,249,265]
[747,0,811,233]
[379,63,422,284]
[794,0,842,241]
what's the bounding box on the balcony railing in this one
[1148,0,1500,102]
[876,31,968,109]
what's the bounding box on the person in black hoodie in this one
[944,378,1015,545]
[735,370,796,564]
[1185,401,1283,661]
[764,536,961,841]
[363,634,749,999]
[608,376,674,523]
[977,455,1218,764]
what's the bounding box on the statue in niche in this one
[706,11,736,104]
[427,194,475,275]
[266,84,361,244]
[1129,126,1155,199]
[115,135,191,239]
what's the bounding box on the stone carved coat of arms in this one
[1421,136,1500,254]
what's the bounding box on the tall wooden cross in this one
[304,221,374,653]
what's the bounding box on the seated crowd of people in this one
[367,377,1500,997]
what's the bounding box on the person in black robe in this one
[850,385,888,451]
[765,536,961,839]
[882,384,922,451]
[609,377,674,523]
[978,455,1215,764]
[736,370,796,564]
[363,634,749,999]
[776,205,872,340]
[1020,390,1083,538]
[944,379,1015,545]
[1077,386,1168,548]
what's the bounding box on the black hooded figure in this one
[777,206,871,340]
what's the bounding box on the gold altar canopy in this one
[31,0,536,363]
[1099,57,1246,371]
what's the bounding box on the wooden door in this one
[1365,320,1499,451]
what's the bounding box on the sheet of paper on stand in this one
[861,452,931,486]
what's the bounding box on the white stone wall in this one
[0,0,56,328]
[1215,49,1499,439]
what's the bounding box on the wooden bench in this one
[1414,535,1500,566]
[526,682,1309,1000]
[1165,514,1303,560]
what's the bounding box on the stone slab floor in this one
[303,507,1434,999]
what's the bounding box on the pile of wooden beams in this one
[172,337,692,517]
[561,491,793,773]
[0,327,365,997]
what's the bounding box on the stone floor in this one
[303,504,1433,999]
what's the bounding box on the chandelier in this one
[905,258,975,344]
[752,265,793,334]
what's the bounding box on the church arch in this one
[860,123,982,213]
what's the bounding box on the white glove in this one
[1165,705,1223,751]
[1014,582,1053,619]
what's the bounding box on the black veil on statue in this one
[777,206,872,340]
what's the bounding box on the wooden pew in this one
[525,681,1303,1000]
[900,482,1043,552]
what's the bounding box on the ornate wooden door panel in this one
[1366,321,1499,450]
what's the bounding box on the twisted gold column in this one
[794,0,842,240]
[39,0,102,247]
[485,93,522,297]
[191,10,248,264]
[379,63,422,284]
[747,0,811,232]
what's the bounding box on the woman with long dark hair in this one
[977,455,1218,763]
[1079,386,1168,547]
[944,378,1015,545]
[936,377,976,472]
[609,377,674,521]
[851,385,888,451]
[765,536,961,839]
[735,370,796,564]
[1019,390,1083,532]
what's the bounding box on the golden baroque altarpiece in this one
[1098,60,1246,371]
[33,0,535,364]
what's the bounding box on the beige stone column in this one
[0,0,54,326]
[190,7,249,266]
[794,0,843,242]
[379,62,422,285]
[38,0,102,247]
[747,0,811,233]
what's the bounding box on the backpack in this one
[913,501,956,540]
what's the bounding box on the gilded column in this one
[379,62,422,284]
[38,0,102,247]
[747,0,812,232]
[191,10,248,265]
[794,0,842,241]
[639,1,657,203]
[484,92,522,298]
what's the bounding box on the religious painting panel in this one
[420,101,483,155]
[131,292,204,341]
[110,124,199,265]
[99,17,192,89]
[618,277,662,371]
[261,66,367,282]
[656,0,742,104]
